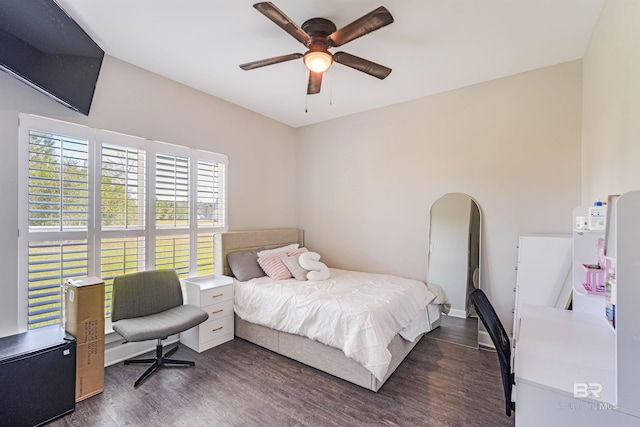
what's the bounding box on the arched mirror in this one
[427,193,481,348]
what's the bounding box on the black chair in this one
[111,270,209,387]
[469,288,515,416]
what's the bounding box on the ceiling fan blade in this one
[328,6,394,47]
[333,52,392,79]
[307,71,323,94]
[253,2,312,46]
[239,53,303,70]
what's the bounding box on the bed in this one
[213,228,448,392]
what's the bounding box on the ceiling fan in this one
[239,2,394,95]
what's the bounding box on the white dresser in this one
[180,275,234,352]
[512,234,572,340]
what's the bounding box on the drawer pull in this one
[212,326,223,332]
[211,293,224,299]
[211,309,224,315]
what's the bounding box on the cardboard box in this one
[65,277,105,344]
[76,338,105,401]
[64,276,105,401]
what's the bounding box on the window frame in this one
[17,114,228,330]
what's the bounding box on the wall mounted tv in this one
[0,0,104,116]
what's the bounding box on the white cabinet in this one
[612,191,640,415]
[180,275,234,352]
[514,191,640,425]
[512,234,572,339]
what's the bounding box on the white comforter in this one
[234,268,437,381]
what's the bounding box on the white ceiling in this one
[56,0,604,128]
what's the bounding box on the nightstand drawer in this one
[198,315,233,345]
[203,299,233,322]
[201,284,233,304]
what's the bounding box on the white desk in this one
[514,304,638,426]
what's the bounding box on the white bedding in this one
[234,268,437,381]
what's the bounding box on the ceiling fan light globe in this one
[304,51,332,73]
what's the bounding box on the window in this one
[18,115,228,329]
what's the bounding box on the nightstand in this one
[180,274,234,352]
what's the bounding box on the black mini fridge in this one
[0,325,76,427]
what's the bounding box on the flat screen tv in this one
[0,0,104,115]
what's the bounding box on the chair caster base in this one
[122,340,196,387]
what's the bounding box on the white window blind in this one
[28,131,89,230]
[98,138,147,316]
[193,159,225,276]
[196,233,214,276]
[100,143,146,230]
[21,121,92,329]
[18,115,228,330]
[155,235,190,277]
[156,153,189,228]
[196,160,226,229]
[27,240,89,328]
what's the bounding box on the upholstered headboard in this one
[214,228,304,277]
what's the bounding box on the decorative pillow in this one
[227,250,265,281]
[282,255,309,281]
[298,251,331,281]
[257,243,299,258]
[286,247,308,257]
[257,252,293,280]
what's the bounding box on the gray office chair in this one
[111,270,209,387]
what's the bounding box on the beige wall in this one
[0,56,297,336]
[296,61,583,329]
[1,51,590,338]
[582,0,640,203]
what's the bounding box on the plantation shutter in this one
[25,128,90,329]
[194,159,226,275]
[19,114,228,330]
[156,153,189,228]
[98,136,147,316]
[154,152,190,277]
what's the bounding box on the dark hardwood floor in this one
[49,333,514,427]
[426,314,479,348]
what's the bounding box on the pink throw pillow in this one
[257,252,292,280]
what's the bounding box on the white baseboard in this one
[478,330,495,349]
[448,308,467,318]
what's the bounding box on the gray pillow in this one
[281,255,309,281]
[227,250,265,281]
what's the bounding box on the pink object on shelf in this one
[582,263,605,295]
[582,282,605,295]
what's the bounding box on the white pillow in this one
[257,243,299,258]
[298,252,330,281]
